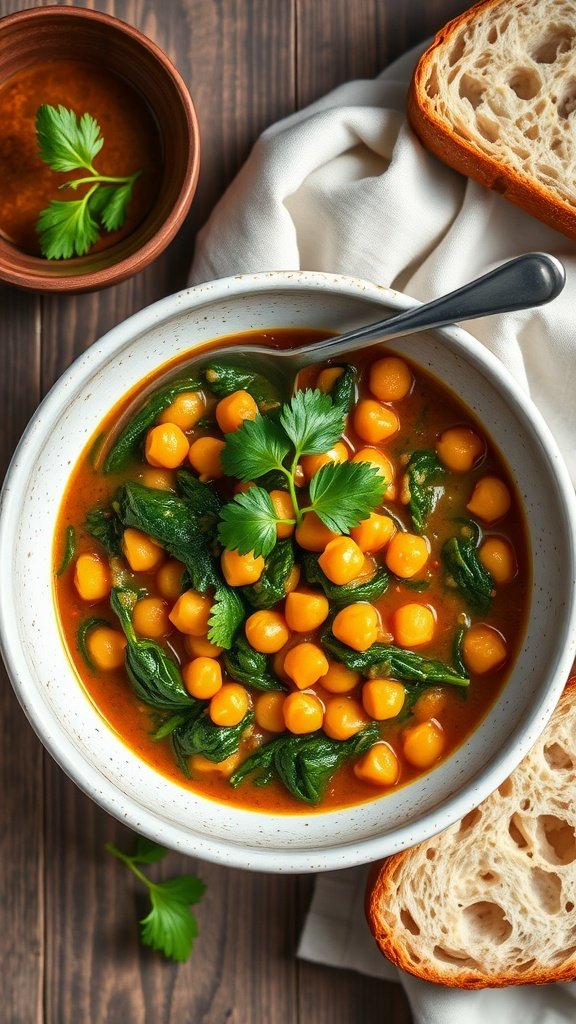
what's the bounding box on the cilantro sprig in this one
[35,104,141,259]
[106,836,206,963]
[218,389,387,557]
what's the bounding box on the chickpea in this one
[284,590,329,632]
[184,634,224,659]
[209,684,250,727]
[362,678,405,720]
[188,436,226,481]
[122,527,164,573]
[316,367,344,393]
[169,590,212,635]
[332,603,379,652]
[245,610,290,654]
[320,661,361,694]
[392,603,435,647]
[462,624,507,674]
[190,751,242,778]
[86,627,126,671]
[295,512,340,552]
[402,720,445,768]
[467,477,511,523]
[479,537,516,583]
[145,423,189,469]
[215,390,259,433]
[283,691,324,734]
[269,489,296,539]
[283,642,329,689]
[156,559,185,600]
[436,426,484,473]
[354,742,400,786]
[254,692,287,733]
[183,657,223,699]
[353,399,399,444]
[133,596,171,639]
[74,552,111,602]
[158,390,205,431]
[368,356,413,402]
[350,512,395,553]
[318,536,365,586]
[300,442,348,482]
[385,532,429,579]
[412,687,448,722]
[221,548,265,586]
[139,467,176,491]
[323,696,369,740]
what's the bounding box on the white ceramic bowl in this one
[1,272,575,873]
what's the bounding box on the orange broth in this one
[0,59,161,254]
[53,329,530,813]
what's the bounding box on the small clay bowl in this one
[0,6,200,293]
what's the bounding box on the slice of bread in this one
[408,0,576,238]
[366,676,576,988]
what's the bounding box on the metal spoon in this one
[198,252,565,381]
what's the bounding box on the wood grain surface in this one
[0,2,470,1021]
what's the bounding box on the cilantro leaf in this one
[280,389,345,455]
[208,584,246,648]
[106,837,206,963]
[36,196,100,259]
[220,416,290,481]
[308,461,387,533]
[36,103,103,172]
[217,487,281,557]
[141,876,205,962]
[96,176,140,231]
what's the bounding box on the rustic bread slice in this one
[366,676,576,988]
[408,0,576,238]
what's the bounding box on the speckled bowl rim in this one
[1,271,575,872]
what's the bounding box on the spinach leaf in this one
[230,724,380,804]
[104,375,202,473]
[55,525,76,577]
[76,616,112,670]
[242,540,295,609]
[403,450,444,534]
[115,482,219,593]
[452,625,468,680]
[172,710,254,775]
[85,505,124,556]
[329,364,357,413]
[442,520,494,613]
[202,362,282,414]
[176,470,223,522]
[111,588,194,711]
[321,635,469,687]
[224,637,287,692]
[301,552,389,605]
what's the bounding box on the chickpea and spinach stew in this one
[54,329,529,812]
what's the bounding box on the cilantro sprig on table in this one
[35,104,141,259]
[218,388,387,557]
[106,836,206,963]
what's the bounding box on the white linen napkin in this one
[189,45,576,1024]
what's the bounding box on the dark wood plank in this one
[0,283,44,1024]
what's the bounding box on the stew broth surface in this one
[53,329,530,814]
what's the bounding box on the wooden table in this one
[0,2,471,1021]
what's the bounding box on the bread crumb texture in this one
[417,0,576,209]
[367,678,576,988]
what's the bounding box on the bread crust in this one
[366,675,576,989]
[407,0,576,239]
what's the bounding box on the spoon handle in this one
[301,252,565,362]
